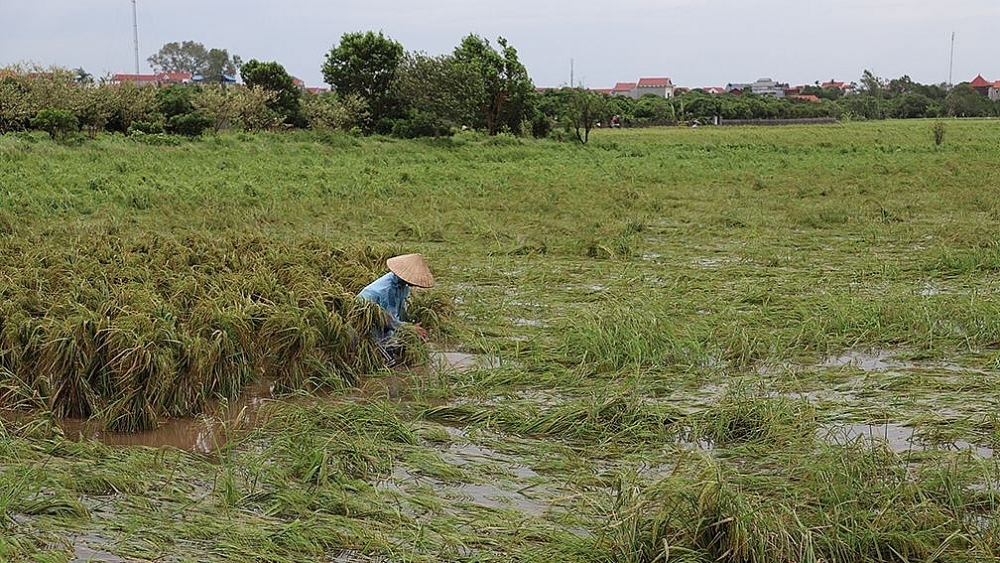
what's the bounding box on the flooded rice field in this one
[56,351,498,454]
[9,123,1000,561]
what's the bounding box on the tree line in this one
[3,33,1000,143]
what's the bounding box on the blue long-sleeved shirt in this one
[358,272,410,340]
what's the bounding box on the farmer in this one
[358,253,434,364]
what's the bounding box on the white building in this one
[750,78,787,98]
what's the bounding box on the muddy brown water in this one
[57,351,497,454]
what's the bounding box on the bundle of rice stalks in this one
[97,312,182,432]
[37,313,104,418]
[260,303,322,392]
[185,300,257,401]
[407,288,457,335]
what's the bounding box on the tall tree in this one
[204,48,242,82]
[239,59,302,126]
[453,35,534,135]
[322,31,404,133]
[859,69,885,99]
[392,52,482,135]
[73,67,93,85]
[148,41,241,81]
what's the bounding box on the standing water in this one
[57,350,499,454]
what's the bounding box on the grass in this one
[3,121,1000,560]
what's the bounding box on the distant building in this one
[192,74,237,84]
[990,81,1000,102]
[612,82,637,97]
[110,73,159,87]
[590,88,613,95]
[700,86,726,95]
[725,83,751,95]
[970,74,991,95]
[750,77,787,98]
[820,80,850,91]
[109,72,193,87]
[156,72,193,85]
[635,77,674,98]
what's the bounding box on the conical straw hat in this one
[387,254,435,288]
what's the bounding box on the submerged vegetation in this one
[3,120,1000,561]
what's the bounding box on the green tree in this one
[606,95,636,124]
[186,84,279,133]
[240,59,303,126]
[148,41,241,81]
[73,67,93,85]
[234,86,280,131]
[192,85,240,132]
[392,52,482,136]
[891,92,935,118]
[322,31,404,133]
[76,85,115,137]
[453,35,534,135]
[860,69,885,99]
[564,88,606,144]
[204,48,242,82]
[156,85,195,120]
[0,75,34,132]
[31,109,78,139]
[634,94,674,123]
[945,83,990,117]
[105,82,159,133]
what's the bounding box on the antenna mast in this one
[948,31,955,87]
[132,0,140,84]
[570,58,574,88]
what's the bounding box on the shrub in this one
[166,112,212,137]
[932,121,946,146]
[31,108,79,140]
[127,120,165,135]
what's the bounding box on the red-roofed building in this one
[701,86,726,95]
[110,72,192,87]
[590,88,613,95]
[821,80,849,90]
[612,81,637,97]
[305,86,330,94]
[635,77,674,98]
[110,73,159,87]
[970,74,991,95]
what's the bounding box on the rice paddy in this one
[3,120,1000,561]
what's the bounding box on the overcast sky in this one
[2,1,998,89]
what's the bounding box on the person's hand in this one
[414,323,429,342]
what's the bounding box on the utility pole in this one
[570,58,574,88]
[132,0,140,85]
